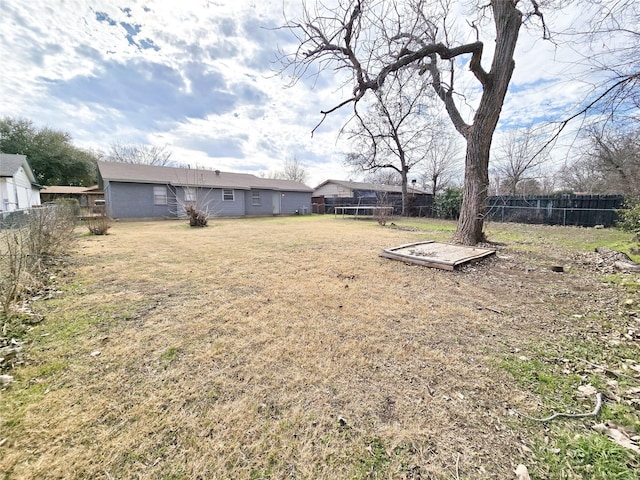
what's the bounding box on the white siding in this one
[13,166,40,209]
[313,182,353,198]
[0,179,11,212]
[0,176,34,212]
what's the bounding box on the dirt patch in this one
[1,217,637,479]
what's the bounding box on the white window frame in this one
[153,185,167,205]
[222,189,234,201]
[252,191,261,206]
[184,186,196,203]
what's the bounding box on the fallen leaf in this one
[592,423,640,454]
[577,384,598,397]
[514,464,531,480]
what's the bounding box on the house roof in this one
[0,153,39,185]
[97,161,313,192]
[40,185,102,195]
[313,179,430,195]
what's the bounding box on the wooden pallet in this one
[380,241,495,271]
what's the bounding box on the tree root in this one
[514,393,603,422]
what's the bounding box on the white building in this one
[0,153,41,212]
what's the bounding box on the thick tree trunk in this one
[453,132,491,244]
[452,2,523,245]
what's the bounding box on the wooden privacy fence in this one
[486,195,624,227]
[312,194,434,217]
[312,193,625,227]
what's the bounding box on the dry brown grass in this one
[1,216,637,479]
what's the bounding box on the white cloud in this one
[1,1,625,188]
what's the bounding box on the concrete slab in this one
[380,241,495,271]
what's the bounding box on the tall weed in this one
[0,204,76,322]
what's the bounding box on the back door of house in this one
[272,192,280,214]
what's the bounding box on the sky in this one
[0,0,608,188]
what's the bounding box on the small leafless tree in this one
[492,127,550,195]
[168,168,220,227]
[375,192,393,226]
[589,127,640,198]
[561,126,640,196]
[537,170,559,195]
[108,142,173,166]
[345,70,436,216]
[282,156,309,184]
[281,0,550,244]
[267,156,309,184]
[558,157,607,194]
[419,129,462,195]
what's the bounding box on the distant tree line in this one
[0,117,98,186]
[0,116,181,187]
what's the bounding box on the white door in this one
[272,192,280,214]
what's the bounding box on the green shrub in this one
[434,187,463,219]
[54,198,81,218]
[617,202,640,236]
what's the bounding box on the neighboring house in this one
[0,153,41,213]
[312,179,432,215]
[40,185,104,207]
[97,161,313,219]
[313,179,429,198]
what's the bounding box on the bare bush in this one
[86,214,112,235]
[25,205,77,268]
[0,204,77,323]
[185,205,208,227]
[375,193,393,226]
[0,229,33,320]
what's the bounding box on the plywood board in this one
[380,241,495,270]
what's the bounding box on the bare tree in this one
[108,142,173,166]
[419,129,461,194]
[282,0,549,244]
[363,169,402,186]
[591,128,639,198]
[558,157,607,194]
[558,126,640,196]
[492,127,550,195]
[282,156,309,184]
[345,70,436,215]
[548,0,639,143]
[267,156,309,184]
[537,169,559,195]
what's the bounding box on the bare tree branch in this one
[107,142,173,166]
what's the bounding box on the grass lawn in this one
[1,216,639,479]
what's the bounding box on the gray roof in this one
[97,161,313,192]
[314,179,430,195]
[0,153,38,185]
[0,153,28,177]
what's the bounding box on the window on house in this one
[223,189,234,201]
[184,187,196,203]
[252,191,261,206]
[153,186,167,205]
